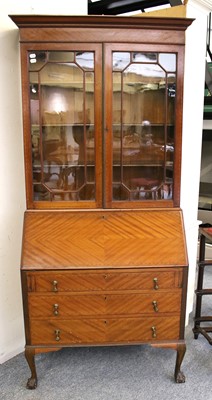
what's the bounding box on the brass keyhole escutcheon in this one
[52,280,58,292]
[151,326,157,338]
[152,300,158,312]
[55,329,60,341]
[53,304,59,316]
[153,278,159,290]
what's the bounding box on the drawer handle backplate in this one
[55,329,60,341]
[151,326,157,338]
[152,300,159,312]
[153,278,159,290]
[52,280,58,292]
[53,303,59,316]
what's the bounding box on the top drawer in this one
[26,269,183,292]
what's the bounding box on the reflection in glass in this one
[113,52,130,71]
[29,51,46,71]
[48,51,74,62]
[167,73,176,125]
[132,52,157,63]
[76,52,94,70]
[159,53,176,72]
[29,50,95,202]
[112,51,176,202]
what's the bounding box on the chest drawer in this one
[28,291,182,318]
[30,316,181,345]
[26,269,183,293]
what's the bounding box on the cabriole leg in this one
[175,343,186,383]
[25,347,37,389]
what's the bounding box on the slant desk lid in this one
[21,209,188,270]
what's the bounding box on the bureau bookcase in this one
[10,15,192,389]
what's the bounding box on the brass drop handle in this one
[55,329,60,341]
[53,303,59,316]
[152,300,159,312]
[153,277,159,290]
[52,280,58,292]
[151,326,157,338]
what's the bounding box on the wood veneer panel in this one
[30,316,181,345]
[21,209,187,269]
[28,291,182,317]
[27,269,183,292]
[17,28,186,45]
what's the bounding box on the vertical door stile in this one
[94,43,104,208]
[173,46,184,207]
[21,44,34,208]
[104,44,113,208]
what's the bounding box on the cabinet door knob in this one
[52,280,58,292]
[55,329,60,341]
[152,300,159,312]
[153,277,159,290]
[151,326,157,338]
[53,303,59,316]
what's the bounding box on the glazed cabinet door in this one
[21,41,185,210]
[104,43,184,209]
[21,43,103,209]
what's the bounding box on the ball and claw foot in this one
[175,371,185,383]
[27,377,37,390]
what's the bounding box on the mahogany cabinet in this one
[10,15,192,389]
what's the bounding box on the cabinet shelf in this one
[33,162,173,169]
[32,124,94,129]
[31,123,174,128]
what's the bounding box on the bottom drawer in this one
[30,316,180,345]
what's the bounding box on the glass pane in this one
[132,52,157,62]
[85,72,94,124]
[29,51,47,71]
[112,51,175,202]
[85,72,94,168]
[123,63,166,124]
[159,53,176,72]
[48,51,74,62]
[76,52,94,70]
[29,50,96,202]
[30,71,40,181]
[33,184,51,201]
[113,52,130,71]
[113,72,122,124]
[167,73,176,124]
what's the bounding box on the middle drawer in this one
[28,291,181,318]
